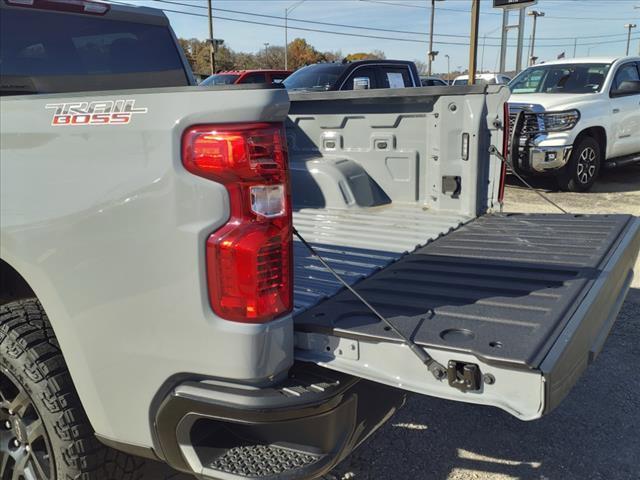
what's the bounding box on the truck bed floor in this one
[294,213,635,369]
[293,204,471,311]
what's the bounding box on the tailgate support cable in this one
[488,145,570,215]
[292,227,448,380]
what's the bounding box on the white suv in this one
[508,56,640,191]
[452,72,511,85]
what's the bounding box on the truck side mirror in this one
[353,77,370,90]
[611,80,640,97]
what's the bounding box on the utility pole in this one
[427,0,443,76]
[573,38,577,58]
[624,23,637,55]
[285,0,306,70]
[515,8,525,72]
[263,42,270,67]
[527,10,545,66]
[499,9,508,73]
[207,0,215,75]
[468,0,480,85]
[636,7,640,55]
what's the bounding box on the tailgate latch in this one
[447,360,481,392]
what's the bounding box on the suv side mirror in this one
[611,80,640,97]
[353,77,370,90]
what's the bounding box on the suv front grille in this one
[509,111,543,136]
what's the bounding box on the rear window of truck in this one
[0,7,190,94]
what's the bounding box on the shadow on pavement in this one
[506,164,640,194]
[334,289,640,480]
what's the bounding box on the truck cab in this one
[508,56,640,191]
[283,59,420,91]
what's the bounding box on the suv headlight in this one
[540,109,580,132]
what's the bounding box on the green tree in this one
[344,50,386,62]
[287,38,324,69]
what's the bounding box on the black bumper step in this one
[208,444,324,479]
[153,363,406,480]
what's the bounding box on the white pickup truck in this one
[508,56,640,191]
[1,2,639,480]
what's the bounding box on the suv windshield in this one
[0,7,189,94]
[200,74,240,86]
[284,64,347,91]
[510,63,611,94]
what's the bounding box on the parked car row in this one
[200,69,291,86]
[197,63,510,90]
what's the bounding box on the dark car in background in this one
[201,69,292,86]
[420,75,449,86]
[283,59,420,91]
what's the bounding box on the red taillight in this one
[182,123,292,323]
[4,0,110,14]
[498,102,510,204]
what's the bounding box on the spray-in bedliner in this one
[294,213,638,369]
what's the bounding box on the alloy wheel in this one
[576,146,597,185]
[0,369,53,480]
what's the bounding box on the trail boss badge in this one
[45,99,148,126]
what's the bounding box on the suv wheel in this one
[558,136,601,192]
[0,299,146,480]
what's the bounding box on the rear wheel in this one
[557,136,601,192]
[0,299,146,480]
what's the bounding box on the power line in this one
[112,1,639,49]
[156,0,469,39]
[152,0,636,44]
[359,0,639,21]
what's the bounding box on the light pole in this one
[427,0,444,76]
[445,54,450,83]
[624,23,637,55]
[636,6,640,54]
[285,0,306,70]
[527,10,545,66]
[263,42,270,67]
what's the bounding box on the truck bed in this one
[294,213,639,370]
[293,204,471,311]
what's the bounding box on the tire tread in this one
[0,298,148,480]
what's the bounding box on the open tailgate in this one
[294,213,640,419]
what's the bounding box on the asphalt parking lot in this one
[153,166,640,480]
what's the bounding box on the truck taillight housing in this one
[498,102,510,204]
[182,123,292,323]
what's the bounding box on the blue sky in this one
[117,0,640,73]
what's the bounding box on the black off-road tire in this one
[0,298,147,479]
[557,136,601,192]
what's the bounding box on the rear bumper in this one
[153,363,405,479]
